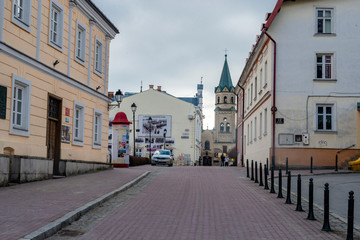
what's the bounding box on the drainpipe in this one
[237,84,245,167]
[263,30,277,165]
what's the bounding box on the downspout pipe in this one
[237,84,245,167]
[263,30,277,165]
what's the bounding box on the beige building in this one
[109,85,203,166]
[0,0,118,185]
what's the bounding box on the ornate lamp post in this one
[163,128,167,149]
[131,103,137,156]
[108,89,123,110]
[148,117,152,160]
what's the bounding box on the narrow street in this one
[47,167,342,240]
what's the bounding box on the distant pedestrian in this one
[221,154,225,167]
[225,156,229,166]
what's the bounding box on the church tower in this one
[214,54,236,154]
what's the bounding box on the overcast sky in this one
[92,0,277,129]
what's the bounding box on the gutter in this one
[263,31,277,165]
[236,84,245,167]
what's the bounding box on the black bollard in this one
[285,170,292,204]
[255,162,259,183]
[259,163,264,186]
[251,160,254,181]
[242,156,244,167]
[295,174,303,211]
[321,183,331,232]
[307,178,316,220]
[310,156,313,173]
[264,164,269,190]
[285,157,288,174]
[277,169,284,198]
[347,191,354,240]
[270,158,276,194]
[246,159,249,178]
[335,154,338,172]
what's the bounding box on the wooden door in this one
[47,96,62,175]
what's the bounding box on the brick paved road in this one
[77,167,342,240]
[0,167,150,240]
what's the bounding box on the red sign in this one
[65,108,70,116]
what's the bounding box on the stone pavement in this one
[76,167,342,240]
[0,166,152,240]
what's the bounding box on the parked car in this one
[151,149,173,167]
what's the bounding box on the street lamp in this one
[163,128,167,149]
[108,89,123,110]
[148,117,152,161]
[131,103,137,156]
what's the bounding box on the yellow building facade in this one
[0,0,118,184]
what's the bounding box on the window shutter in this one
[0,86,7,119]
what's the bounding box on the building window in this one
[10,74,31,137]
[217,96,220,104]
[12,0,32,32]
[49,0,64,51]
[231,97,234,104]
[254,117,257,141]
[264,108,268,135]
[135,148,143,157]
[259,69,263,93]
[250,84,253,105]
[224,96,227,103]
[220,123,224,132]
[75,21,86,64]
[94,37,103,76]
[223,117,227,122]
[316,54,333,79]
[205,141,210,150]
[247,89,250,108]
[264,61,268,87]
[254,77,257,100]
[93,109,103,148]
[73,101,85,146]
[226,123,230,133]
[316,104,335,131]
[259,112,263,138]
[247,124,249,145]
[316,8,333,34]
[250,121,253,143]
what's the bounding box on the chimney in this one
[157,86,162,91]
[149,85,154,89]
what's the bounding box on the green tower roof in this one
[215,55,233,92]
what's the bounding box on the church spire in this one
[215,54,233,92]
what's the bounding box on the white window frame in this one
[259,69,263,94]
[316,104,336,132]
[264,108,268,136]
[247,124,249,145]
[264,61,268,88]
[316,53,334,80]
[48,0,64,51]
[12,0,32,32]
[93,109,103,148]
[254,77,257,101]
[250,83,253,105]
[73,101,85,146]
[254,117,257,141]
[316,8,334,34]
[75,20,87,65]
[94,37,103,76]
[259,112,263,139]
[10,74,31,137]
[247,88,250,109]
[250,121,253,144]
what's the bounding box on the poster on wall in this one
[138,115,171,137]
[61,125,70,143]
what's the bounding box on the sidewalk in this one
[0,165,153,240]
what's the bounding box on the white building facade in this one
[236,0,360,168]
[109,85,203,165]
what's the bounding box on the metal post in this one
[264,164,269,190]
[295,174,303,211]
[310,156,313,173]
[242,155,244,167]
[322,183,331,232]
[335,154,338,172]
[285,157,288,174]
[251,160,254,181]
[246,159,249,178]
[270,157,276,194]
[267,157,269,175]
[285,170,292,204]
[132,110,136,156]
[277,169,284,198]
[255,161,258,183]
[259,163,264,186]
[307,178,316,220]
[347,191,354,240]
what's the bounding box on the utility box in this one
[302,134,309,145]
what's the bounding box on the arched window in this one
[231,97,234,103]
[205,141,210,150]
[220,123,224,132]
[224,96,227,103]
[226,123,230,132]
[223,117,227,122]
[217,97,220,104]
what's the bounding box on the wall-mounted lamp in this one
[53,60,59,67]
[108,89,123,110]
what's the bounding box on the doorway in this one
[47,95,62,175]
